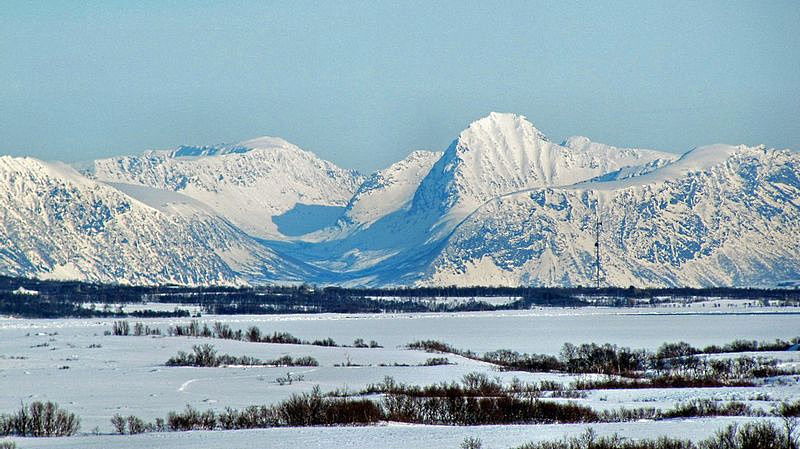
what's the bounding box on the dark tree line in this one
[2,274,798,318]
[0,292,189,319]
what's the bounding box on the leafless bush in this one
[0,402,79,437]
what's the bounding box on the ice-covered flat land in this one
[9,418,786,449]
[4,304,792,353]
[1,306,799,448]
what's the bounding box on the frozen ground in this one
[5,304,796,353]
[1,306,798,448]
[8,418,786,449]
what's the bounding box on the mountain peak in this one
[237,136,297,150]
[678,144,741,168]
[459,112,548,147]
[86,135,363,240]
[561,136,592,148]
[168,137,302,158]
[411,113,685,234]
[169,144,250,158]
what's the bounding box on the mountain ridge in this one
[1,113,797,287]
[426,143,800,287]
[82,136,364,240]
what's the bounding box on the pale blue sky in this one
[1,1,798,172]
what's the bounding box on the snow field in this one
[1,307,798,447]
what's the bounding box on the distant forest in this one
[1,275,798,318]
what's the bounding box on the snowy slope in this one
[339,150,442,230]
[425,144,800,287]
[409,113,677,236]
[0,157,316,285]
[272,113,683,281]
[565,136,679,182]
[84,137,363,240]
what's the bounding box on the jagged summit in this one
[83,136,363,240]
[170,144,250,158]
[582,144,753,191]
[169,136,308,158]
[561,136,592,148]
[410,113,677,234]
[457,112,548,151]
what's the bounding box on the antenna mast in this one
[594,202,602,289]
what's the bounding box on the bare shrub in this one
[110,414,125,434]
[111,320,130,336]
[461,437,483,449]
[0,402,79,437]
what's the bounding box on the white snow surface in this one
[7,418,784,449]
[338,150,442,231]
[1,308,798,448]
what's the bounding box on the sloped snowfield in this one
[1,305,799,448]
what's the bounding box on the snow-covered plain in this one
[1,307,799,448]
[8,418,788,449]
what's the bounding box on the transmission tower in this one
[594,203,602,289]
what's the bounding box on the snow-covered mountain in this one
[410,113,677,237]
[424,144,800,287]
[0,157,317,285]
[278,113,682,279]
[83,137,363,240]
[1,112,798,287]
